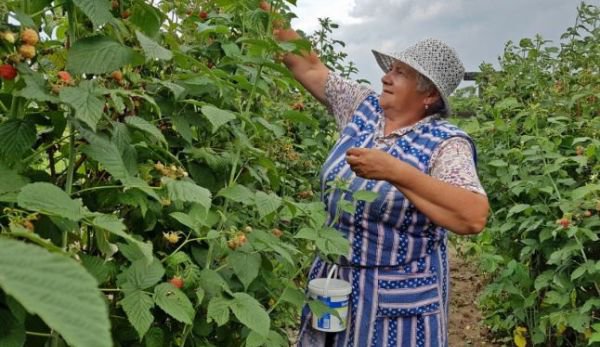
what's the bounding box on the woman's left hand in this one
[346,147,398,181]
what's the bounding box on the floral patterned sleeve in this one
[324,71,374,129]
[429,137,487,196]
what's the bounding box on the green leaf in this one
[200,105,237,133]
[11,10,36,28]
[308,299,331,319]
[116,242,143,262]
[571,184,600,200]
[582,298,600,312]
[230,293,270,337]
[80,255,113,285]
[207,296,231,326]
[316,227,350,256]
[59,81,104,131]
[120,259,165,291]
[566,311,590,333]
[249,231,295,265]
[15,72,58,103]
[199,269,230,297]
[294,227,318,240]
[122,177,160,201]
[0,238,111,347]
[129,2,164,38]
[143,327,165,347]
[91,214,153,263]
[534,271,554,291]
[195,287,205,305]
[280,286,306,307]
[282,110,318,126]
[247,330,287,347]
[0,165,29,198]
[246,331,267,347]
[72,0,114,29]
[217,184,255,204]
[120,290,154,339]
[159,85,186,104]
[571,261,595,280]
[67,36,139,75]
[136,31,173,61]
[153,283,195,324]
[17,183,84,221]
[0,119,36,164]
[352,190,379,202]
[165,179,212,209]
[221,42,241,57]
[125,116,167,145]
[256,118,285,137]
[228,251,261,289]
[169,212,198,230]
[507,204,531,216]
[488,159,508,167]
[0,309,25,347]
[254,191,281,218]
[82,135,132,181]
[495,97,521,110]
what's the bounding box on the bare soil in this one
[448,245,500,347]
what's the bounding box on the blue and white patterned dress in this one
[297,75,482,347]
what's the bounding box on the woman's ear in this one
[423,89,441,108]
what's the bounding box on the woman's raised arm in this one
[261,3,330,104]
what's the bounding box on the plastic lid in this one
[308,278,352,296]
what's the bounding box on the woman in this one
[270,11,489,347]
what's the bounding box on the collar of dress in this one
[374,113,441,141]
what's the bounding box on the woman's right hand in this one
[258,1,330,104]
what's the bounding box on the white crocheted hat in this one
[372,38,465,116]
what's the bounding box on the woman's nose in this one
[381,71,391,85]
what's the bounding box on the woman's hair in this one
[415,72,447,116]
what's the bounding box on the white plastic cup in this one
[307,265,352,332]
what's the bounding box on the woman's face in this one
[379,61,430,115]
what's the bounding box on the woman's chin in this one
[378,95,389,108]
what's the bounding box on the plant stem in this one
[180,324,191,346]
[72,184,160,196]
[244,64,264,115]
[266,256,312,314]
[26,331,53,338]
[5,230,64,253]
[52,3,78,345]
[573,234,600,296]
[29,2,62,17]
[21,133,73,164]
[9,94,18,118]
[162,235,211,263]
[0,99,8,113]
[62,122,76,249]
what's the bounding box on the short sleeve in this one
[429,137,487,196]
[324,72,374,129]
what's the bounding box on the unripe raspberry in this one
[20,28,39,45]
[19,44,36,59]
[272,228,283,238]
[1,31,16,44]
[111,70,123,82]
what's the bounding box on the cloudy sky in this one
[290,0,585,88]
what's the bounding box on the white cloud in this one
[291,0,363,33]
[290,0,582,88]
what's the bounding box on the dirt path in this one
[448,245,500,347]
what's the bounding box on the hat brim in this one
[371,49,452,116]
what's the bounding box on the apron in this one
[297,94,476,347]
